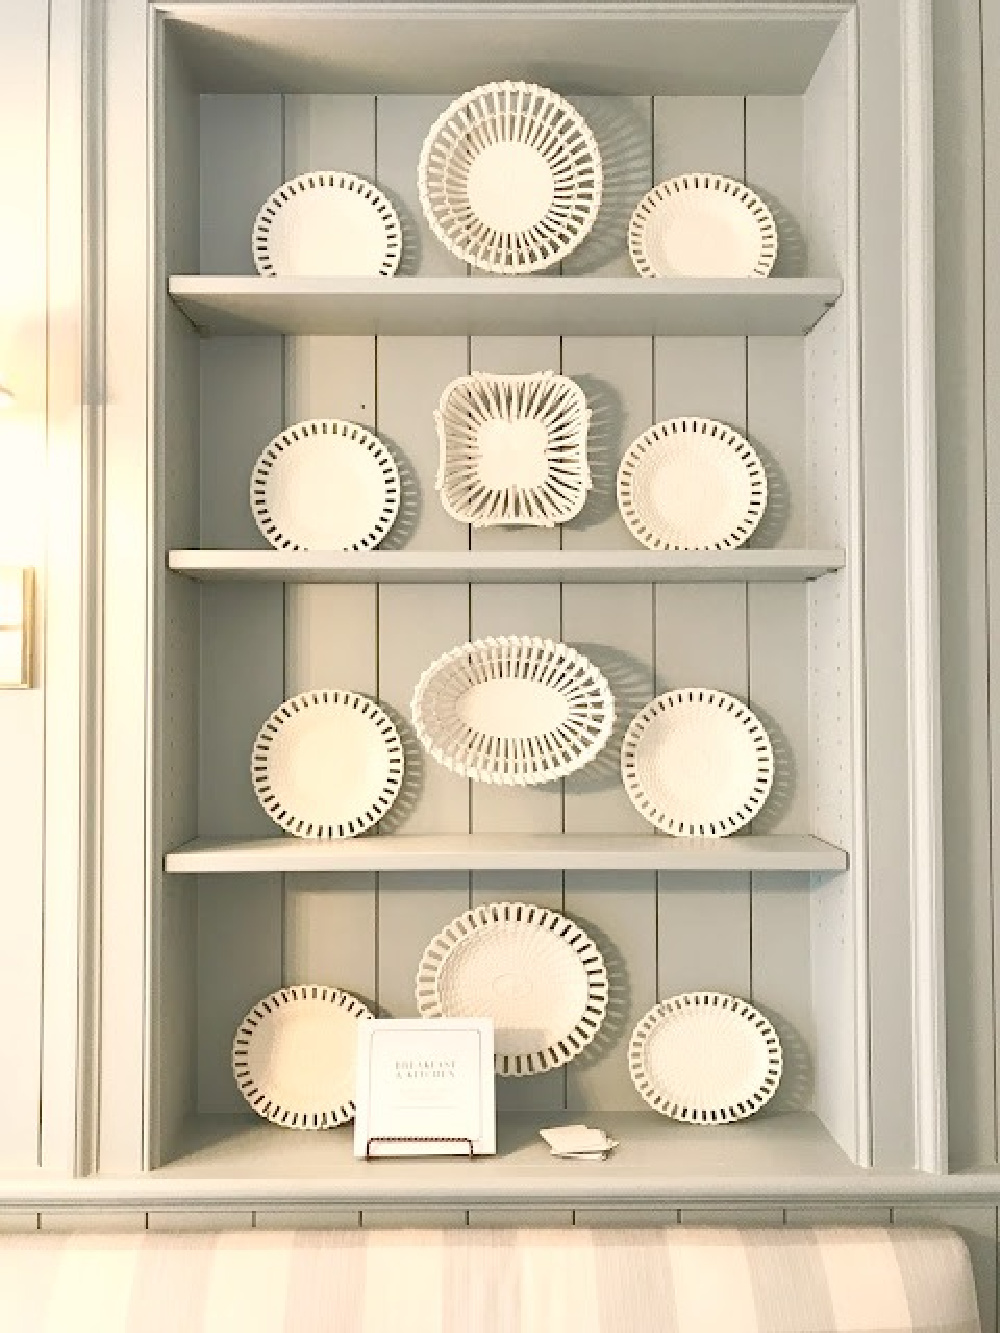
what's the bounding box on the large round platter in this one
[418,81,603,274]
[252,689,404,839]
[252,171,402,277]
[621,688,773,837]
[435,371,592,528]
[411,635,615,786]
[616,416,767,551]
[628,173,778,278]
[416,901,609,1077]
[251,418,400,552]
[628,992,782,1122]
[232,985,373,1128]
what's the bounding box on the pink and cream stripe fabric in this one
[0,1226,980,1332]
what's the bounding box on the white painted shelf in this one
[165,833,847,875]
[149,1111,865,1201]
[168,275,842,337]
[168,548,846,583]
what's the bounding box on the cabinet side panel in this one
[804,17,865,1168]
[936,0,994,1171]
[983,0,1000,1171]
[200,94,283,275]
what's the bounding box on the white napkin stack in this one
[539,1124,619,1162]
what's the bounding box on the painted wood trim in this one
[167,275,842,337]
[167,549,846,582]
[165,833,848,874]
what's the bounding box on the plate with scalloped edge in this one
[232,985,374,1128]
[416,901,609,1076]
[628,991,782,1122]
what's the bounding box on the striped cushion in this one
[0,1226,980,1332]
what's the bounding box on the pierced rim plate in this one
[416,901,609,1077]
[628,992,782,1122]
[621,688,774,836]
[411,635,615,786]
[251,418,401,552]
[232,985,373,1128]
[418,81,603,273]
[252,171,403,277]
[252,689,404,838]
[616,416,767,551]
[435,371,592,528]
[628,173,778,279]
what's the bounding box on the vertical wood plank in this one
[653,332,752,1008]
[376,337,468,552]
[198,313,284,1120]
[783,1205,892,1226]
[561,337,653,551]
[465,334,563,1115]
[652,95,744,181]
[280,94,380,1006]
[747,339,807,550]
[376,95,466,277]
[200,95,283,274]
[562,96,652,277]
[679,1207,784,1226]
[746,95,806,279]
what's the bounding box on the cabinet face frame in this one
[87,0,940,1197]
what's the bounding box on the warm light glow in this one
[0,385,12,409]
[0,566,33,688]
[0,401,42,565]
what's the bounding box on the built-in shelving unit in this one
[167,549,846,583]
[91,0,941,1216]
[168,275,841,337]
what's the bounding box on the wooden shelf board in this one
[168,276,842,337]
[168,549,846,584]
[148,1111,863,1200]
[165,833,847,875]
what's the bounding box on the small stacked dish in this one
[435,371,592,528]
[232,985,373,1128]
[411,635,615,785]
[416,901,609,1077]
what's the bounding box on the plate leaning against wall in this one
[418,81,603,273]
[628,992,782,1122]
[416,901,609,1077]
[628,173,778,278]
[251,418,401,552]
[252,689,404,838]
[252,170,403,277]
[232,986,374,1128]
[616,416,767,551]
[621,688,774,836]
[435,371,592,527]
[411,635,615,785]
